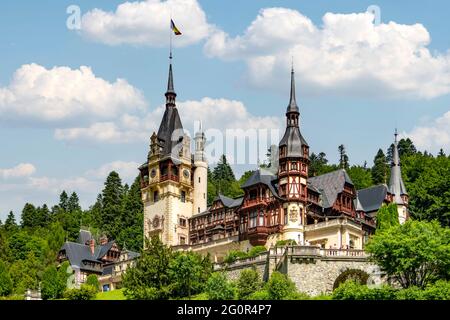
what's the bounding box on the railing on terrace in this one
[214,252,268,271]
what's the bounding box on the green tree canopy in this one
[365,220,450,288]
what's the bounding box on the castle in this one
[138,60,409,262]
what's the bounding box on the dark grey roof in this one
[215,194,243,208]
[157,106,184,157]
[356,184,388,214]
[60,242,102,273]
[308,169,354,208]
[279,127,308,157]
[77,229,92,245]
[241,168,281,198]
[287,67,299,114]
[98,241,115,259]
[388,132,408,204]
[157,63,184,159]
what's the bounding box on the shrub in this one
[247,246,267,258]
[422,281,450,300]
[275,240,297,246]
[206,273,235,300]
[236,269,262,299]
[85,275,100,293]
[64,284,97,300]
[247,290,270,300]
[286,291,310,300]
[0,261,13,297]
[332,281,396,300]
[395,286,424,300]
[266,272,297,300]
[223,250,248,264]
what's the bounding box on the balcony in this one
[160,174,179,182]
[247,226,269,246]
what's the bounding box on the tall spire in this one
[389,129,407,204]
[165,61,176,106]
[287,63,299,114]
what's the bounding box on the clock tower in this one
[140,61,193,247]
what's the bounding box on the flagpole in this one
[169,12,173,61]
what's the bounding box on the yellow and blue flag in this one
[171,19,182,35]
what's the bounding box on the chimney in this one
[89,238,95,255]
[100,235,108,245]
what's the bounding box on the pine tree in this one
[21,203,37,228]
[59,191,69,212]
[309,152,329,176]
[101,171,124,238]
[67,192,81,213]
[4,211,17,232]
[372,149,388,184]
[338,145,349,169]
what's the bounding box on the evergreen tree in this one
[372,149,388,184]
[4,211,17,232]
[67,192,81,213]
[101,171,124,238]
[0,260,13,296]
[338,145,349,169]
[213,155,235,182]
[59,191,69,212]
[309,152,329,177]
[21,203,37,228]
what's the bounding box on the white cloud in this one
[55,97,282,143]
[403,110,450,153]
[81,0,213,47]
[204,8,450,99]
[0,63,146,124]
[0,163,36,179]
[85,161,141,180]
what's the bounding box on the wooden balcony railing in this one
[160,174,179,182]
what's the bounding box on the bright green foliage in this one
[266,271,297,300]
[332,281,396,300]
[86,274,100,292]
[376,203,400,230]
[224,246,267,263]
[122,236,173,300]
[247,290,270,300]
[347,165,373,190]
[371,149,388,184]
[95,288,126,300]
[0,260,13,296]
[64,284,97,300]
[41,263,70,300]
[401,152,450,227]
[275,239,297,246]
[236,268,262,299]
[206,272,235,300]
[365,220,450,288]
[4,212,17,233]
[169,251,212,299]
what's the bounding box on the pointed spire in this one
[166,63,175,94]
[389,129,408,205]
[287,63,299,114]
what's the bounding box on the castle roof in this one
[356,184,389,215]
[308,169,353,208]
[388,130,408,204]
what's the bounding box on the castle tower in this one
[388,129,409,224]
[193,121,208,215]
[278,66,310,244]
[140,61,193,247]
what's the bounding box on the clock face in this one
[183,169,190,178]
[150,169,156,178]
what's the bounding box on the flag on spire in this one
[170,19,182,35]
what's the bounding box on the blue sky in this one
[1,0,449,221]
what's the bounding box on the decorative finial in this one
[394,128,398,143]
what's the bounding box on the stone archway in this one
[333,268,370,290]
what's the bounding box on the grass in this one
[95,288,126,300]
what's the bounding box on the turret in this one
[388,129,409,224]
[193,121,208,215]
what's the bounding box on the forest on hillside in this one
[0,138,449,296]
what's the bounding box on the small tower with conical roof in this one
[388,129,409,224]
[278,66,310,244]
[193,121,208,215]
